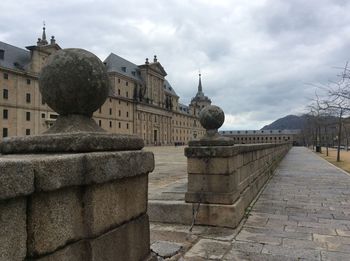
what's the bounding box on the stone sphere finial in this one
[199,105,225,131]
[39,48,109,117]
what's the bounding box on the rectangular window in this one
[127,123,129,129]
[126,111,129,118]
[26,129,30,135]
[118,122,121,128]
[109,121,112,128]
[26,93,31,103]
[26,111,31,121]
[126,91,128,98]
[126,82,128,86]
[3,128,8,138]
[118,110,121,117]
[118,89,121,95]
[3,73,8,79]
[27,79,31,85]
[41,113,45,118]
[109,108,112,115]
[3,89,8,99]
[99,107,102,113]
[99,120,101,126]
[118,78,121,83]
[3,109,8,119]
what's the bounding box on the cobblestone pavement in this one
[147,147,350,260]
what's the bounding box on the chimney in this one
[50,36,56,45]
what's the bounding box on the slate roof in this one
[219,130,301,135]
[0,41,31,71]
[178,103,190,114]
[164,80,178,97]
[104,53,143,82]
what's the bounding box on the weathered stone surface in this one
[89,214,150,261]
[184,239,230,260]
[187,157,234,175]
[27,187,85,256]
[36,240,89,261]
[0,159,34,200]
[0,198,27,261]
[39,48,109,117]
[32,154,84,191]
[187,173,237,192]
[1,150,154,192]
[0,132,144,154]
[84,151,154,184]
[84,174,148,236]
[151,241,182,258]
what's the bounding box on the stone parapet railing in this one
[184,142,292,227]
[0,150,154,261]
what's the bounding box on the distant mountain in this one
[261,115,306,130]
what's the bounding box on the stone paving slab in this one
[148,146,350,260]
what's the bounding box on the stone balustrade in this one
[185,142,291,227]
[0,150,154,261]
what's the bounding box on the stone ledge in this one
[0,132,144,154]
[0,151,154,193]
[185,143,291,158]
[0,159,34,200]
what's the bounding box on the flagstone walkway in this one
[148,147,350,260]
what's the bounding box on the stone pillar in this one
[0,49,155,261]
[185,105,236,205]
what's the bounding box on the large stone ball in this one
[39,48,110,117]
[199,105,225,130]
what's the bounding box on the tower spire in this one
[41,21,48,45]
[198,72,203,94]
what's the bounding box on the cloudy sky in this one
[1,0,350,130]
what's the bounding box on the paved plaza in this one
[147,146,350,260]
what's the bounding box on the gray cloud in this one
[2,0,350,129]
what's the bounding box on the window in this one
[127,123,129,129]
[109,98,112,102]
[3,128,8,138]
[99,107,102,113]
[26,112,30,121]
[3,109,8,119]
[50,114,58,119]
[126,82,128,86]
[118,110,121,116]
[126,91,128,97]
[3,73,8,79]
[118,122,121,128]
[3,89,8,99]
[27,79,31,85]
[0,49,4,59]
[121,67,126,72]
[118,78,120,83]
[109,121,112,128]
[41,113,45,118]
[109,108,112,115]
[26,129,31,135]
[41,97,45,105]
[99,120,101,126]
[126,111,129,118]
[26,93,31,103]
[118,89,121,95]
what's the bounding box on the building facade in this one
[0,27,210,145]
[220,129,302,146]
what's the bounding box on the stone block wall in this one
[184,142,291,227]
[0,150,154,261]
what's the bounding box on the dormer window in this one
[132,71,136,76]
[0,50,4,60]
[121,67,126,72]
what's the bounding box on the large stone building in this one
[220,129,302,146]
[0,27,210,145]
